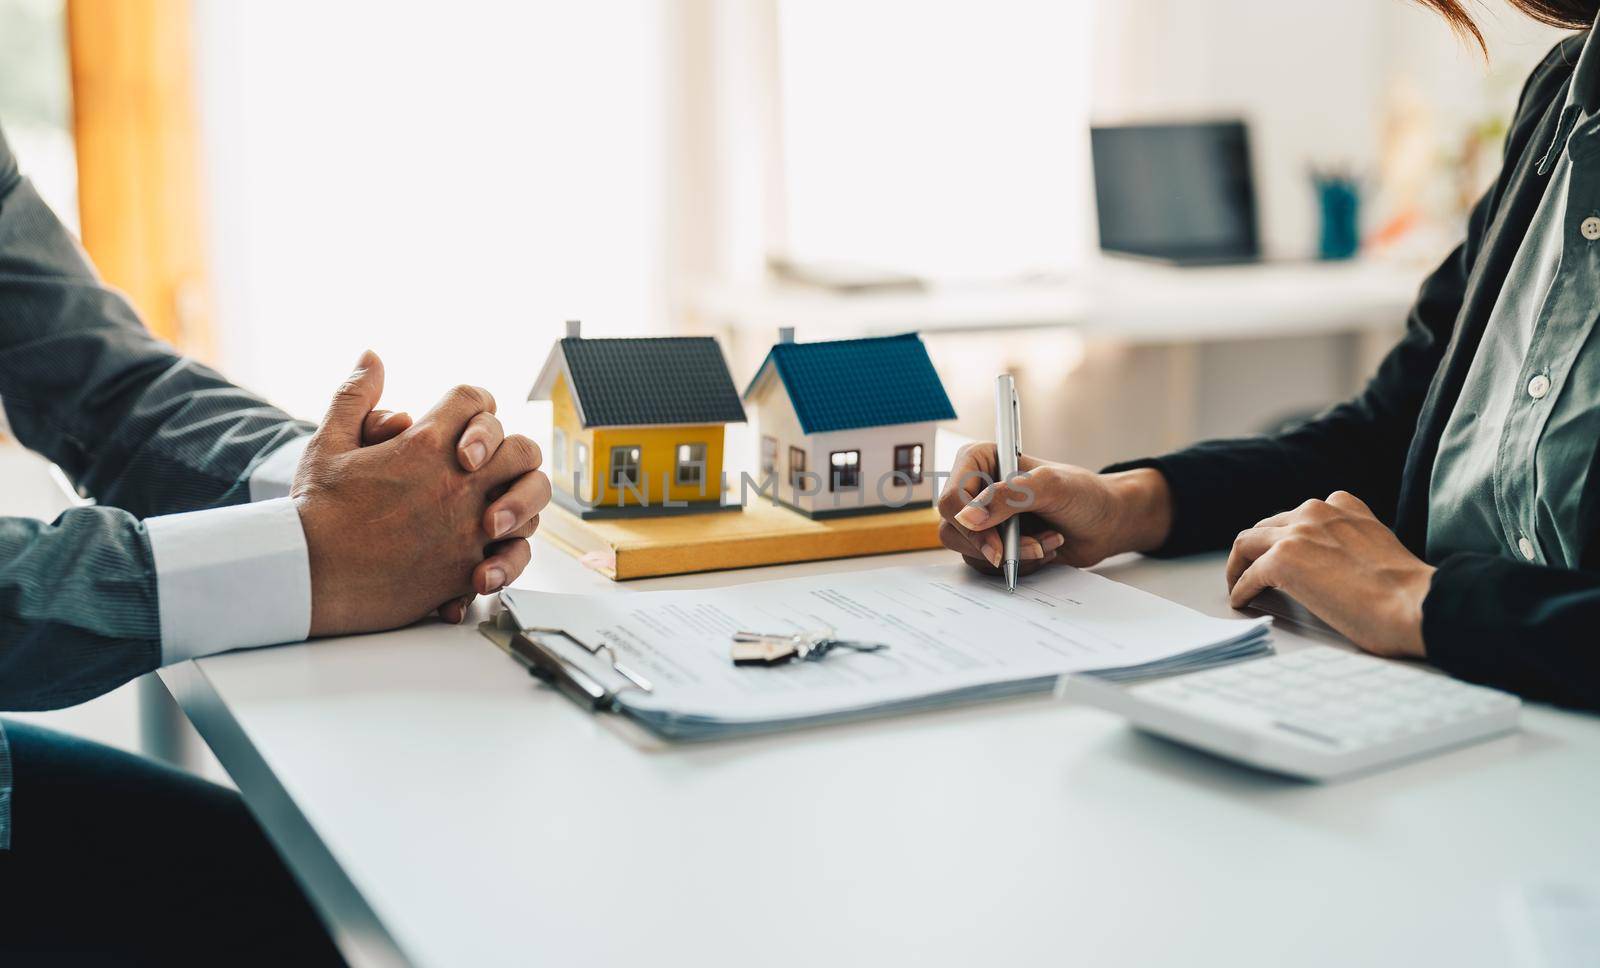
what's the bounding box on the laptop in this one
[1090,120,1262,267]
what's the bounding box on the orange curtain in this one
[66,0,211,358]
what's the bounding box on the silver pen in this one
[994,374,1022,593]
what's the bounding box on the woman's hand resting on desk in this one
[1225,491,1434,659]
[935,443,1173,575]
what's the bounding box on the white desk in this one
[0,437,81,519]
[162,547,1599,968]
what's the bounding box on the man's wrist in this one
[1105,468,1174,554]
[295,492,344,638]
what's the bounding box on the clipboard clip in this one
[493,611,653,711]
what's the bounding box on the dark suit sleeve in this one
[0,126,312,710]
[0,126,313,519]
[1423,555,1600,710]
[0,510,162,710]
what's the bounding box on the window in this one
[829,450,861,491]
[789,447,807,490]
[0,0,77,229]
[893,444,924,484]
[609,445,640,489]
[676,442,707,487]
[194,5,669,420]
[777,1,1091,278]
[552,427,568,475]
[574,442,589,487]
[761,435,779,478]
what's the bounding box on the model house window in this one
[676,442,707,487]
[830,450,861,491]
[552,428,568,475]
[610,445,642,489]
[893,443,924,484]
[574,442,589,488]
[789,447,807,490]
[761,436,779,478]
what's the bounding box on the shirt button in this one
[1583,216,1600,241]
[1518,536,1536,560]
[1528,373,1552,399]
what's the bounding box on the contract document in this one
[498,564,1271,739]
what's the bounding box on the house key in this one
[730,629,890,667]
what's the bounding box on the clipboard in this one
[480,609,653,712]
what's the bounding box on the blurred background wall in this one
[185,0,1563,467]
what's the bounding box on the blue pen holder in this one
[1315,177,1361,261]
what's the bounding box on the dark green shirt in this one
[1428,18,1600,569]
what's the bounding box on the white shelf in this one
[696,257,1426,344]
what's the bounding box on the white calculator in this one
[1059,645,1522,780]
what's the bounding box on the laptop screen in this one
[1090,120,1260,263]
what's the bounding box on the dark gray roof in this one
[561,336,746,427]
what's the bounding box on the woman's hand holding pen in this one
[936,443,1174,577]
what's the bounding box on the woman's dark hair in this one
[1419,1,1600,51]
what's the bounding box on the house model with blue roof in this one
[742,329,956,518]
[529,321,747,518]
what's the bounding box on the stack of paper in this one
[499,564,1271,740]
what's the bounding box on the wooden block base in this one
[537,498,942,580]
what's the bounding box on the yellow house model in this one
[528,321,747,518]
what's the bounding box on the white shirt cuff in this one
[146,497,312,663]
[249,434,311,501]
